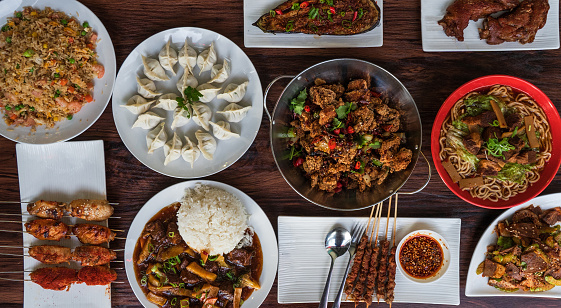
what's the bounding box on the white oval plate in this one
[466,192,561,298]
[124,180,278,308]
[0,0,116,144]
[113,27,263,178]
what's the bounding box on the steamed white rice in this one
[177,184,248,255]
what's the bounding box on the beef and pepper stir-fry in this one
[286,77,412,193]
[477,205,561,292]
[134,203,262,308]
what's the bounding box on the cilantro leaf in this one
[290,89,307,115]
[336,102,357,119]
[183,86,203,102]
[331,118,345,131]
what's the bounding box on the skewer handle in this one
[333,252,354,308]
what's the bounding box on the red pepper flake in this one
[328,138,337,150]
[352,11,358,22]
[354,161,361,170]
[275,9,283,15]
[333,128,340,135]
[293,157,304,167]
[347,126,355,134]
[300,1,309,8]
[329,7,336,14]
[304,105,311,112]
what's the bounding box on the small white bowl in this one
[396,229,451,283]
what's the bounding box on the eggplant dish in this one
[285,77,412,193]
[134,203,262,308]
[253,0,380,35]
[477,205,561,292]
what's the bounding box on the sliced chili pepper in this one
[328,138,337,150]
[354,161,361,170]
[304,105,311,112]
[347,126,355,134]
[300,1,310,8]
[352,11,358,22]
[329,7,336,14]
[381,124,393,131]
[333,128,340,135]
[293,157,304,167]
[275,9,283,15]
[336,182,343,189]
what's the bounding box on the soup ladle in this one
[319,226,352,308]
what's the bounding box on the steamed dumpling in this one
[163,132,182,165]
[136,76,162,98]
[196,84,221,103]
[178,39,197,74]
[196,42,217,75]
[195,130,217,160]
[192,102,212,131]
[142,55,169,81]
[154,93,179,111]
[176,71,199,96]
[121,95,155,115]
[158,39,178,76]
[132,111,165,129]
[181,136,200,168]
[209,121,240,140]
[216,81,248,103]
[171,106,192,130]
[146,122,167,154]
[208,59,230,84]
[217,103,251,123]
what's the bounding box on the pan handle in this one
[397,151,431,195]
[263,75,295,122]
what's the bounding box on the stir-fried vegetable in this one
[493,163,532,184]
[446,127,480,171]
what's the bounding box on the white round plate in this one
[0,0,116,144]
[113,27,263,178]
[466,192,561,298]
[124,180,278,308]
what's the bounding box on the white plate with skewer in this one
[277,216,461,305]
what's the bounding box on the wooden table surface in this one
[1,0,561,307]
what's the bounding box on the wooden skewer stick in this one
[0,277,125,284]
[0,220,125,232]
[0,245,124,252]
[369,203,382,242]
[0,201,119,206]
[0,230,126,240]
[392,194,398,247]
[0,213,122,219]
[0,252,124,262]
[384,197,392,240]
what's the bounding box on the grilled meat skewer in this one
[352,243,373,300]
[66,199,114,221]
[27,200,66,220]
[72,224,116,245]
[77,266,117,286]
[343,231,368,296]
[363,242,380,306]
[24,219,70,241]
[385,246,397,304]
[376,240,390,302]
[28,245,72,264]
[73,246,117,266]
[30,267,78,291]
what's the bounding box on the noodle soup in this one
[438,84,552,202]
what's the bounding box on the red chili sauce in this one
[399,235,443,279]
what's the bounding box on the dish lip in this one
[0,0,117,144]
[124,179,278,308]
[396,229,451,284]
[430,74,561,209]
[113,26,263,179]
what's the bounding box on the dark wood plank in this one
[1,0,561,307]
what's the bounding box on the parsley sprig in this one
[175,86,203,118]
[289,89,307,115]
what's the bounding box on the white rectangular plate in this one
[244,0,383,48]
[466,192,561,298]
[16,140,110,308]
[278,216,461,305]
[421,0,560,52]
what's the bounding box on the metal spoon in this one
[319,227,352,308]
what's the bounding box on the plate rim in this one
[124,179,278,308]
[112,26,263,179]
[465,192,561,297]
[430,74,561,209]
[0,0,117,144]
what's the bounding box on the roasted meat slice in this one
[28,245,72,264]
[72,246,117,266]
[482,259,506,278]
[24,219,70,241]
[253,0,381,36]
[480,0,550,44]
[438,0,520,41]
[30,267,78,291]
[540,207,561,225]
[66,199,114,221]
[72,224,115,245]
[27,200,66,220]
[77,266,117,285]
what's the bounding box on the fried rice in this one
[0,6,104,129]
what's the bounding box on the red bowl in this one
[431,75,561,209]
